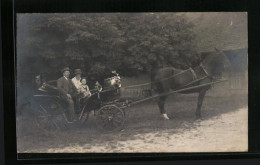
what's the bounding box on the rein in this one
[91,62,212,92]
[121,63,210,89]
[120,69,190,89]
[121,78,227,107]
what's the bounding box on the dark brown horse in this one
[151,48,230,120]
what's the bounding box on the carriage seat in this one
[38,82,60,96]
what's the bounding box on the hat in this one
[61,67,71,73]
[74,69,82,75]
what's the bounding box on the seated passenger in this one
[78,77,91,107]
[79,77,91,98]
[94,81,102,92]
[57,67,78,123]
[71,69,82,93]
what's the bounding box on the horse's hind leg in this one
[196,90,207,119]
[158,96,169,120]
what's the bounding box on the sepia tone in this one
[16,12,248,153]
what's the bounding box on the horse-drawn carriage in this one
[30,48,230,132]
[31,71,127,132]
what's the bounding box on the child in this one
[80,77,91,98]
[95,81,102,92]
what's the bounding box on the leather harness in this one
[200,62,209,76]
[189,62,209,81]
[189,67,197,80]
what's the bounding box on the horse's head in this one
[202,48,230,78]
[103,71,121,89]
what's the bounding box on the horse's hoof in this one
[161,114,170,120]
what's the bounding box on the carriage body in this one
[31,71,126,132]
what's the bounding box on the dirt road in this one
[45,107,247,153]
[17,94,248,153]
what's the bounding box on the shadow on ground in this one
[16,92,247,152]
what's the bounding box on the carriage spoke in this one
[113,114,124,120]
[96,105,125,132]
[112,120,121,127]
[98,116,108,123]
[102,121,112,130]
[114,110,122,115]
[112,118,123,124]
[110,121,118,129]
[53,121,60,129]
[35,110,62,130]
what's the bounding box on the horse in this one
[151,48,231,120]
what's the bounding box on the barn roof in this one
[184,12,248,52]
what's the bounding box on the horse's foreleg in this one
[158,96,169,119]
[196,90,207,119]
[158,96,167,114]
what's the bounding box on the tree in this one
[115,13,198,73]
[17,13,198,81]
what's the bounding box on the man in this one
[72,69,82,92]
[71,69,84,113]
[57,67,78,123]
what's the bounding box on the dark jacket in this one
[57,76,78,97]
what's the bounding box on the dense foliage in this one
[17,13,198,81]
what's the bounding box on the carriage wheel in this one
[34,104,67,131]
[95,105,125,132]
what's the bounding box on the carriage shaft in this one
[127,79,227,106]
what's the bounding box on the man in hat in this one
[57,67,78,123]
[72,69,82,92]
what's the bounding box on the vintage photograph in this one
[16,12,248,153]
